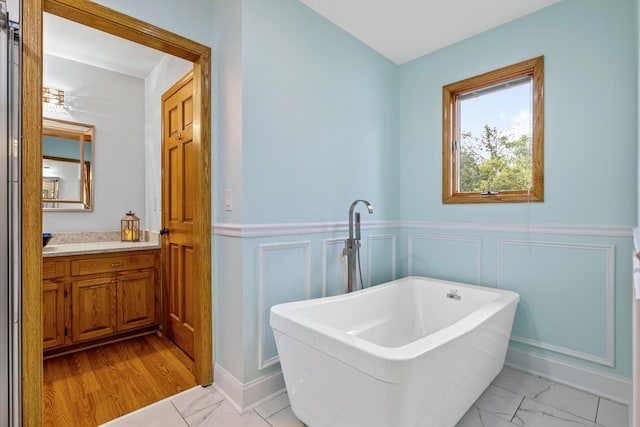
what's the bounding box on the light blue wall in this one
[242,0,399,224]
[43,136,87,160]
[212,0,245,382]
[399,0,637,383]
[213,0,244,226]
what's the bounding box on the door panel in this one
[168,106,179,135]
[162,72,195,359]
[165,243,194,357]
[183,248,194,328]
[183,141,194,221]
[183,96,193,128]
[169,145,179,221]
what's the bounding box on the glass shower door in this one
[1,0,21,424]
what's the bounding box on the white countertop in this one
[43,240,160,257]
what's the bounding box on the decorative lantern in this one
[121,211,140,242]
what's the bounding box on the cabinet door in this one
[42,280,65,349]
[71,276,117,342]
[118,269,156,331]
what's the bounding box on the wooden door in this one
[71,276,117,342]
[117,269,157,331]
[162,72,195,358]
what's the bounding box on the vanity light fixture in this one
[42,87,65,108]
[121,211,140,242]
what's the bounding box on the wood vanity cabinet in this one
[42,258,66,350]
[42,249,159,352]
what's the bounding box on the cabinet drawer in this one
[43,260,65,279]
[71,252,156,276]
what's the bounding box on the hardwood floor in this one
[43,334,197,426]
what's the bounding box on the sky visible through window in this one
[459,83,532,157]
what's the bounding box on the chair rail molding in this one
[213,221,633,238]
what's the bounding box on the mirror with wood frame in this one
[42,117,94,211]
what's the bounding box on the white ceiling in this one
[299,0,562,64]
[43,13,167,79]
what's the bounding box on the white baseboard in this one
[506,347,632,405]
[213,363,286,413]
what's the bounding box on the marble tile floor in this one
[101,366,629,427]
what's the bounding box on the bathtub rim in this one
[270,275,520,363]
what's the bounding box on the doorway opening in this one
[22,1,212,425]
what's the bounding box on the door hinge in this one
[453,140,458,152]
[64,288,68,297]
[64,327,68,337]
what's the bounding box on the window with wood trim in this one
[442,56,544,204]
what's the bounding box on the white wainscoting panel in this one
[367,234,397,287]
[498,239,615,367]
[407,234,481,285]
[322,237,347,297]
[257,241,310,369]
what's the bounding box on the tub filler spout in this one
[343,199,373,293]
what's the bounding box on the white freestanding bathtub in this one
[270,276,519,427]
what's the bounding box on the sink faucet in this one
[343,199,373,293]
